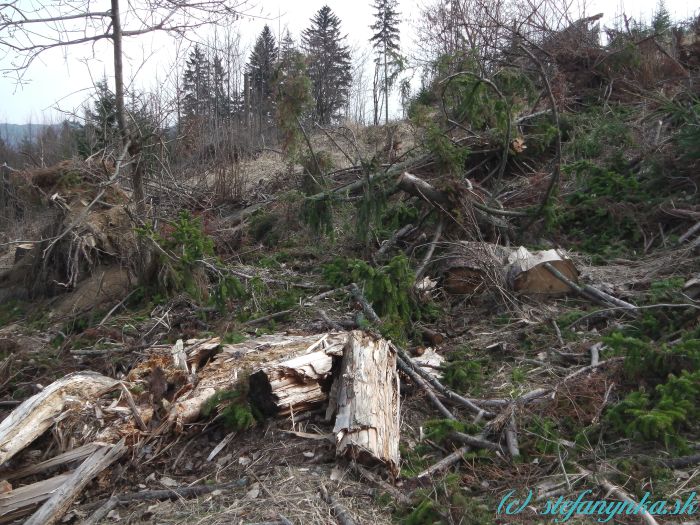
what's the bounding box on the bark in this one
[331,332,400,476]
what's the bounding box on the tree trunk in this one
[383,42,389,125]
[330,331,400,476]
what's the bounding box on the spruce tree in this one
[248,25,279,129]
[182,45,212,119]
[370,0,402,125]
[302,6,352,125]
[211,54,232,121]
[85,78,119,152]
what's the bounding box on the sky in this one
[0,0,696,125]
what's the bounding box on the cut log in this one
[249,348,341,417]
[506,247,578,295]
[440,241,509,295]
[0,372,118,465]
[331,332,400,476]
[0,473,72,524]
[24,439,126,525]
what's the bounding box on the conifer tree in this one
[302,6,352,125]
[182,45,212,119]
[248,25,279,130]
[85,78,120,152]
[211,54,232,121]
[370,0,402,125]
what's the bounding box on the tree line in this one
[1,2,405,168]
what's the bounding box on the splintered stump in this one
[249,350,339,416]
[330,332,400,476]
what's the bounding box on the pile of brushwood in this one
[1,11,700,525]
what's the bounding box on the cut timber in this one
[0,372,118,465]
[24,439,126,525]
[440,241,509,295]
[331,332,400,476]
[0,473,72,524]
[249,348,341,416]
[506,247,578,295]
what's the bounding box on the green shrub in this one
[202,385,259,432]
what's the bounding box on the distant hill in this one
[0,123,62,146]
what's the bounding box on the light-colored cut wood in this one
[331,331,400,476]
[0,473,72,524]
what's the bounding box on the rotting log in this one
[330,331,400,476]
[0,372,118,465]
[249,348,342,417]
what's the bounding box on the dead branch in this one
[450,431,503,452]
[415,445,470,479]
[350,463,410,505]
[396,356,456,420]
[392,344,493,417]
[518,44,562,230]
[542,262,639,314]
[81,478,249,511]
[82,495,119,525]
[24,439,126,525]
[349,283,381,324]
[415,219,444,282]
[319,485,358,525]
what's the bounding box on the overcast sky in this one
[0,0,696,125]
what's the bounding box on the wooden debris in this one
[249,348,341,417]
[331,332,400,475]
[24,439,126,525]
[0,443,101,482]
[319,485,358,525]
[169,333,347,430]
[0,372,118,465]
[440,241,509,295]
[506,247,578,295]
[0,473,72,524]
[416,446,470,479]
